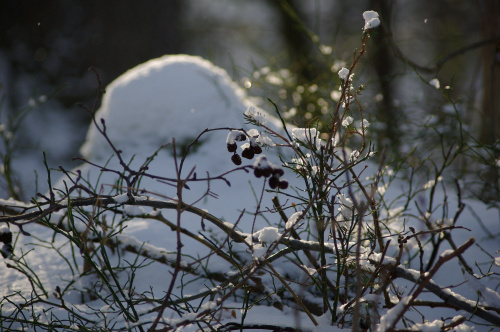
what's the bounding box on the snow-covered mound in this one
[80,54,280,161]
[63,54,287,225]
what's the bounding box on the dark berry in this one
[252,145,262,154]
[227,143,237,153]
[242,148,254,159]
[0,231,12,244]
[0,243,12,258]
[262,167,272,178]
[269,176,279,189]
[272,168,284,177]
[254,168,263,178]
[278,179,289,190]
[231,154,242,165]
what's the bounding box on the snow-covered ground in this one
[0,52,499,331]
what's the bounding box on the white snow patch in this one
[363,11,380,31]
[377,296,410,331]
[80,55,265,161]
[286,211,304,230]
[256,227,280,244]
[467,277,500,308]
[338,67,349,80]
[342,116,353,127]
[244,106,267,125]
[423,176,442,189]
[123,205,145,216]
[253,155,270,169]
[252,244,268,261]
[0,225,10,236]
[429,78,441,89]
[113,193,129,203]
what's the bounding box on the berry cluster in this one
[253,155,288,190]
[227,130,263,165]
[226,130,288,190]
[227,130,246,165]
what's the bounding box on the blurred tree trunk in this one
[479,0,500,201]
[270,0,316,83]
[480,0,500,144]
[369,0,400,151]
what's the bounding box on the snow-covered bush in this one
[0,11,499,332]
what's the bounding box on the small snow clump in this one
[429,78,440,89]
[349,150,360,162]
[244,106,267,125]
[257,227,280,244]
[363,11,380,31]
[286,211,304,230]
[226,130,246,144]
[292,127,325,150]
[113,193,129,204]
[359,119,370,129]
[252,244,268,261]
[342,116,354,127]
[124,205,145,216]
[338,67,350,80]
[423,176,442,190]
[292,127,317,142]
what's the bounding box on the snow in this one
[429,78,441,89]
[341,116,353,127]
[0,225,10,235]
[423,176,442,189]
[113,193,129,203]
[0,197,32,209]
[467,277,500,308]
[256,226,280,244]
[253,155,270,169]
[80,55,280,162]
[286,210,304,230]
[338,67,349,80]
[363,11,381,31]
[358,119,370,130]
[292,127,317,142]
[226,130,246,144]
[377,296,411,331]
[244,105,268,125]
[292,127,325,151]
[123,205,145,216]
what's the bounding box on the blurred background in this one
[0,0,499,200]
